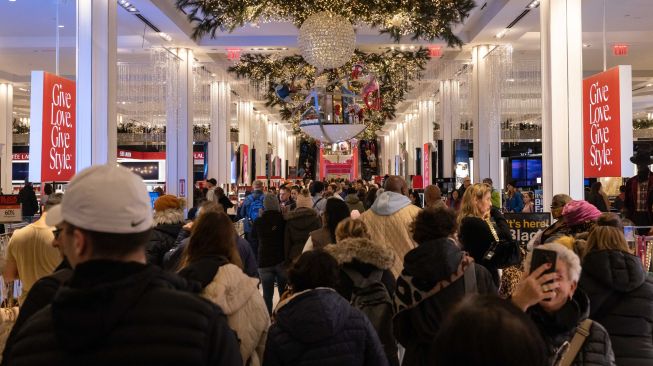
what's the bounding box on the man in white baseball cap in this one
[3,165,242,366]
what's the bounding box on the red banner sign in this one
[423,143,431,187]
[41,73,76,181]
[583,66,633,178]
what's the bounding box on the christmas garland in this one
[175,0,475,46]
[228,48,430,138]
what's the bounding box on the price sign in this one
[0,195,22,223]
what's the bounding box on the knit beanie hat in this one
[562,200,601,226]
[264,194,280,212]
[154,195,183,212]
[296,194,314,209]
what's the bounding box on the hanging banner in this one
[504,213,551,246]
[583,66,633,178]
[29,71,76,182]
[423,143,431,187]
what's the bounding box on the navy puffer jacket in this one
[579,249,653,366]
[263,288,388,366]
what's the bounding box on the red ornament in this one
[334,104,342,116]
[363,92,382,111]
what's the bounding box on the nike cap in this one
[46,164,153,233]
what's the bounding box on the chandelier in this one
[298,11,356,70]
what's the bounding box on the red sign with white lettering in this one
[583,67,629,178]
[12,153,29,161]
[41,73,75,181]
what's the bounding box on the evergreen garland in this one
[228,48,430,138]
[175,0,476,46]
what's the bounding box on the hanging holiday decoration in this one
[274,84,292,103]
[298,11,356,70]
[175,0,476,46]
[228,48,430,139]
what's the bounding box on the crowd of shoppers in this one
[2,169,651,366]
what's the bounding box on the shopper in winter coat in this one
[162,201,258,277]
[512,243,616,366]
[360,176,421,276]
[147,195,185,266]
[324,218,398,366]
[253,194,287,314]
[178,210,269,366]
[458,183,518,286]
[283,191,321,266]
[394,207,497,366]
[579,213,653,366]
[17,181,39,220]
[263,250,389,366]
[344,187,366,213]
[305,199,350,252]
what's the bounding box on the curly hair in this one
[335,218,371,241]
[411,206,458,244]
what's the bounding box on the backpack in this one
[343,268,398,364]
[246,193,265,223]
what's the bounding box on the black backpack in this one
[343,268,398,365]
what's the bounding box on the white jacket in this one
[202,263,270,366]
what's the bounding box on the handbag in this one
[0,281,20,356]
[482,218,522,269]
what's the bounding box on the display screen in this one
[148,191,160,209]
[119,161,160,181]
[12,162,28,182]
[511,158,542,187]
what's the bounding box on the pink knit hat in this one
[561,200,602,226]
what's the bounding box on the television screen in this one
[148,191,160,209]
[511,159,527,180]
[12,162,28,182]
[526,159,542,180]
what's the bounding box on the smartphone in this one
[530,248,557,277]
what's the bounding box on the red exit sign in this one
[613,44,628,56]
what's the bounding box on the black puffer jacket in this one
[528,290,616,366]
[264,288,388,366]
[579,250,653,366]
[147,223,183,266]
[393,238,497,366]
[253,210,286,268]
[3,260,242,366]
[283,208,321,265]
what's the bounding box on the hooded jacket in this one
[345,194,366,213]
[3,260,242,366]
[392,238,496,366]
[579,250,653,366]
[147,209,185,267]
[263,288,388,366]
[325,237,398,366]
[179,256,270,366]
[528,289,616,366]
[359,191,421,276]
[283,208,321,264]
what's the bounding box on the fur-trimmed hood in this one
[324,237,395,270]
[153,208,185,226]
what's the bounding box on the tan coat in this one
[360,201,421,276]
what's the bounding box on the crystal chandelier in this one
[298,11,356,70]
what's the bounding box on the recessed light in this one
[507,78,515,82]
[647,83,653,87]
[58,25,64,28]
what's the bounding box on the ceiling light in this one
[527,0,540,9]
[128,6,137,12]
[583,43,591,48]
[58,25,64,28]
[157,32,172,42]
[506,78,515,82]
[647,83,653,87]
[496,29,509,39]
[400,45,406,50]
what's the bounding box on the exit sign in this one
[613,44,628,56]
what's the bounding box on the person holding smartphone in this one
[511,243,615,366]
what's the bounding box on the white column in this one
[209,81,231,185]
[0,84,12,192]
[166,49,193,203]
[440,81,459,178]
[541,0,584,205]
[471,45,501,184]
[76,0,117,169]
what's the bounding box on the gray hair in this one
[44,193,64,212]
[525,242,582,283]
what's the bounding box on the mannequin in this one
[624,145,653,231]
